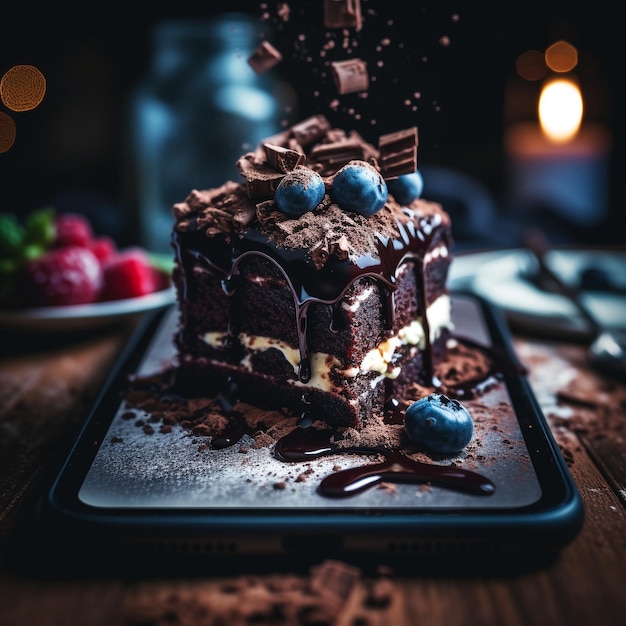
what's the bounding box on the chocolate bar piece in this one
[263,143,306,173]
[291,115,332,147]
[330,58,369,95]
[323,0,363,31]
[309,137,365,175]
[378,127,418,178]
[247,41,282,74]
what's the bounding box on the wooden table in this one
[1,313,625,626]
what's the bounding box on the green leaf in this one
[0,213,25,258]
[23,206,56,252]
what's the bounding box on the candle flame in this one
[538,78,583,143]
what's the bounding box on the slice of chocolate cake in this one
[171,116,454,429]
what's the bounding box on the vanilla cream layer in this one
[202,294,453,393]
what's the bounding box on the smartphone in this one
[17,293,583,576]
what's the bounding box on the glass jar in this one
[129,13,295,254]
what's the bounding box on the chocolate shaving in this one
[323,0,363,31]
[379,127,418,178]
[247,41,283,74]
[173,184,234,219]
[232,202,256,229]
[331,58,369,95]
[311,235,350,269]
[255,199,284,227]
[172,184,258,236]
[263,143,306,173]
[197,207,234,236]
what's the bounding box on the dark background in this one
[1,0,624,250]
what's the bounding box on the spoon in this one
[524,231,626,380]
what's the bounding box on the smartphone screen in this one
[78,297,543,511]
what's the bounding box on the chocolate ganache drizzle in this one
[173,203,447,386]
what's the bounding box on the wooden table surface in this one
[1,312,625,626]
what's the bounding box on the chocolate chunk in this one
[291,115,332,146]
[309,137,365,175]
[330,58,369,95]
[247,41,282,74]
[323,0,363,31]
[237,154,285,199]
[263,143,306,173]
[309,559,361,612]
[378,127,418,178]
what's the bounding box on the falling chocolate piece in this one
[379,127,418,178]
[330,58,369,95]
[263,143,306,173]
[247,41,283,74]
[323,0,363,31]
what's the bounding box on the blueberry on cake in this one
[171,115,454,429]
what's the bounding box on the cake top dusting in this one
[172,115,449,266]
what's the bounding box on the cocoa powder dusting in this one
[515,340,626,443]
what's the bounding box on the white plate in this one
[0,286,176,332]
[449,247,626,339]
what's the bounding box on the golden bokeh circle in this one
[545,40,578,73]
[0,65,47,112]
[0,111,17,153]
[516,50,547,81]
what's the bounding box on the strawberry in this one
[99,248,159,301]
[53,213,93,248]
[17,246,103,307]
[89,236,117,264]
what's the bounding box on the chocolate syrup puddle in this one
[383,397,407,425]
[274,427,387,462]
[274,427,495,498]
[209,377,247,449]
[211,414,247,449]
[318,452,495,498]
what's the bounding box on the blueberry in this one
[275,166,326,218]
[387,170,424,205]
[404,393,474,455]
[331,160,388,217]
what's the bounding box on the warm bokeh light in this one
[0,64,46,112]
[516,49,547,81]
[538,78,583,143]
[0,111,17,153]
[545,40,578,73]
[0,64,46,153]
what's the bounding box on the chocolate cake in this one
[170,115,454,430]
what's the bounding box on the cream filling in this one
[201,294,453,392]
[345,294,452,381]
[237,335,340,391]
